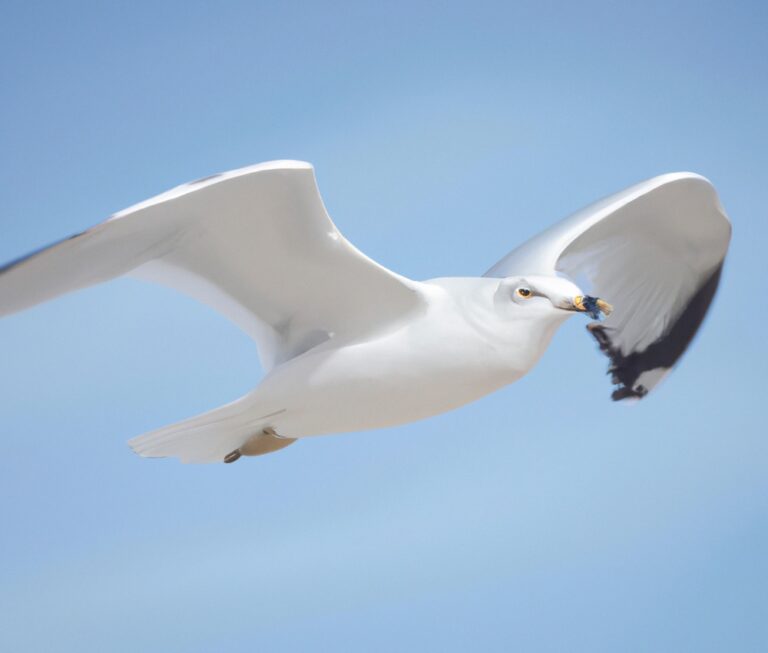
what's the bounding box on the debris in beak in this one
[573,295,613,319]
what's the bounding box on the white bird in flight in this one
[0,161,731,463]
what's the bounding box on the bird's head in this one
[494,275,612,321]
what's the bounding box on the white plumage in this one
[0,162,731,462]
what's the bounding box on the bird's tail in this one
[128,398,287,464]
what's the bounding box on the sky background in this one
[0,1,766,651]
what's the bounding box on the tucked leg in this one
[223,427,296,463]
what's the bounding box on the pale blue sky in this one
[0,1,766,651]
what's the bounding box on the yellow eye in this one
[516,288,532,298]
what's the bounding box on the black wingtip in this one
[588,262,725,401]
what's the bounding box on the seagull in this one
[0,161,731,463]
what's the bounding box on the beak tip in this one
[574,295,612,319]
[596,299,613,317]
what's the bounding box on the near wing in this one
[485,172,731,400]
[0,160,425,371]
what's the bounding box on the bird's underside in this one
[0,161,731,463]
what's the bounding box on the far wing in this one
[0,160,426,370]
[485,173,731,400]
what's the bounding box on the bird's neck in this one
[426,276,571,376]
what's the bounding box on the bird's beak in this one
[572,295,613,319]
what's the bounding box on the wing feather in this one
[0,160,425,371]
[485,173,731,399]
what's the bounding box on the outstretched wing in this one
[485,172,731,400]
[0,160,425,371]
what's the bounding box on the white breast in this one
[257,279,566,438]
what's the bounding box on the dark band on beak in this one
[573,295,613,319]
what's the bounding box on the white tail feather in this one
[128,400,284,464]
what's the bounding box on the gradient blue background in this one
[0,2,765,651]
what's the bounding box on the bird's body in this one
[242,277,565,439]
[0,161,731,463]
